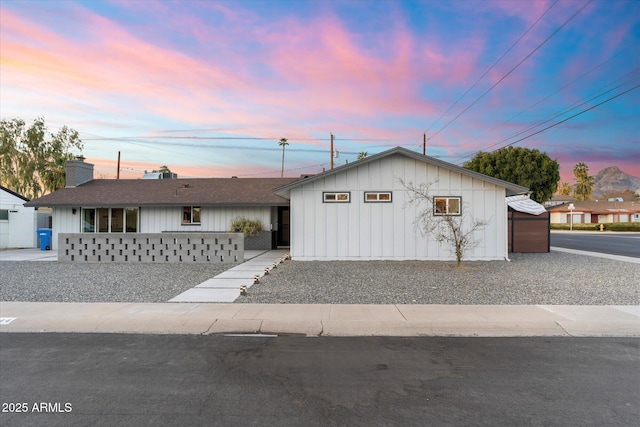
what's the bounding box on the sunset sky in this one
[1,0,639,183]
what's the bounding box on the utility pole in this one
[116,151,121,179]
[423,133,426,155]
[330,133,334,170]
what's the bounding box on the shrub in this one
[550,222,640,232]
[229,217,263,237]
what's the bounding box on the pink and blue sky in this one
[1,0,639,183]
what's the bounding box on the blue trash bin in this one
[37,228,52,251]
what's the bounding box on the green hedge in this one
[551,222,640,232]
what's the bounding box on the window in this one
[434,197,461,216]
[323,192,350,203]
[82,208,138,232]
[0,209,8,220]
[182,206,201,224]
[364,192,392,203]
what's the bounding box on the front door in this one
[277,207,290,247]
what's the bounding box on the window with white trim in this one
[323,192,350,203]
[182,206,201,224]
[364,192,392,202]
[0,209,8,220]
[434,197,461,216]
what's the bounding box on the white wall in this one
[0,189,37,248]
[49,205,274,249]
[140,206,273,232]
[289,154,507,261]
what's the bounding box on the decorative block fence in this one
[58,233,244,263]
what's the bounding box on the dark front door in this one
[277,207,290,247]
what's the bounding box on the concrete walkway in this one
[1,302,638,337]
[0,248,58,261]
[169,249,290,303]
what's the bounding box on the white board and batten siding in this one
[140,206,273,232]
[49,206,272,249]
[289,154,508,261]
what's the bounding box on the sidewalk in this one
[1,248,638,337]
[1,302,638,337]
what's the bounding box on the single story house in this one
[0,185,38,249]
[25,147,533,262]
[24,158,298,252]
[273,147,528,261]
[547,200,640,224]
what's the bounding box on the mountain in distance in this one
[593,166,640,198]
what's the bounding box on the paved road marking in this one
[0,317,17,325]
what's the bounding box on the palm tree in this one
[573,162,594,201]
[279,138,289,177]
[558,182,571,195]
[357,151,368,160]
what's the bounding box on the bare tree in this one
[400,179,489,266]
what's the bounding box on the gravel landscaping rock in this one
[237,252,640,305]
[0,262,236,303]
[0,252,638,304]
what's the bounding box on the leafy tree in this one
[572,162,594,201]
[278,137,289,178]
[357,151,368,160]
[154,165,172,173]
[558,182,572,195]
[0,117,83,199]
[401,179,489,267]
[463,146,560,203]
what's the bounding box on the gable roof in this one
[274,146,529,197]
[24,178,299,208]
[1,185,30,202]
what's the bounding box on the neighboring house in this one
[547,201,640,224]
[544,194,578,208]
[0,185,38,249]
[273,147,528,261]
[23,158,298,251]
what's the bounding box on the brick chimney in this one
[65,156,94,187]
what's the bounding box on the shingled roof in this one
[23,178,300,208]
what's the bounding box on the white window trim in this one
[434,197,462,216]
[323,192,350,203]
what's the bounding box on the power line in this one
[464,72,639,158]
[452,82,640,165]
[427,0,592,143]
[423,0,559,136]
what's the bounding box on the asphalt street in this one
[550,232,640,258]
[1,333,638,426]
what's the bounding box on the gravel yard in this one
[0,252,638,304]
[0,262,236,303]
